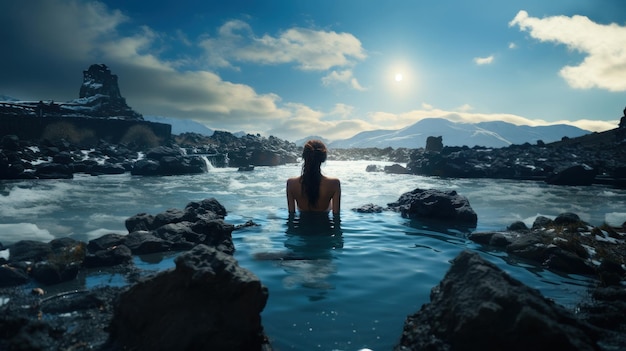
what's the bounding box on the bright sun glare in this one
[395,73,403,82]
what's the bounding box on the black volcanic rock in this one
[73,64,143,120]
[546,164,597,186]
[107,244,270,351]
[395,250,601,351]
[387,188,478,225]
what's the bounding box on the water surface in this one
[2,160,624,350]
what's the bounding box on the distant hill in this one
[329,117,592,149]
[144,116,214,136]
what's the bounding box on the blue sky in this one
[1,0,625,141]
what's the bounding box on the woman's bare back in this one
[287,175,341,214]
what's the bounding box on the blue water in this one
[2,160,625,350]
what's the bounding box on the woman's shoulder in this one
[322,176,340,185]
[286,177,301,186]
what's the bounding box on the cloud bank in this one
[510,10,626,92]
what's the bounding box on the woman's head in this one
[300,140,327,207]
[302,139,327,166]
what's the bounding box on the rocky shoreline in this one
[1,189,625,350]
[4,126,626,188]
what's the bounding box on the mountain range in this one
[326,117,592,149]
[150,115,592,149]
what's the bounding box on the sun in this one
[395,73,403,82]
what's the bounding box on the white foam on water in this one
[0,182,74,218]
[0,249,9,260]
[0,223,54,244]
[605,212,626,227]
[200,155,215,170]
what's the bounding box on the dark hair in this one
[300,139,327,207]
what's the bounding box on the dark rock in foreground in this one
[107,244,270,351]
[0,286,122,351]
[395,250,601,351]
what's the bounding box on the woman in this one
[286,140,341,215]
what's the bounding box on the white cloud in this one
[0,1,294,135]
[508,42,517,49]
[329,103,355,119]
[265,103,374,141]
[510,10,626,92]
[199,20,366,71]
[474,55,494,65]
[0,1,615,143]
[322,69,366,91]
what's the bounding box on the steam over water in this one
[2,160,626,350]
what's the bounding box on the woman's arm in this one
[332,179,341,215]
[286,178,296,214]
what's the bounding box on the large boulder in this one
[546,164,596,186]
[384,163,409,174]
[425,136,443,152]
[395,250,600,351]
[34,162,74,179]
[107,244,270,351]
[8,240,53,263]
[387,188,478,225]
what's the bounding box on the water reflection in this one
[255,212,343,299]
[403,218,476,237]
[284,212,343,258]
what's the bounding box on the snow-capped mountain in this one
[329,117,591,149]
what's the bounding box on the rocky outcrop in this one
[0,198,264,350]
[395,250,601,351]
[468,213,626,284]
[425,136,443,152]
[406,130,626,187]
[387,188,478,226]
[1,198,233,288]
[384,163,409,174]
[107,244,270,351]
[74,64,143,120]
[352,203,384,213]
[546,164,597,186]
[0,136,137,179]
[179,132,299,168]
[4,238,85,286]
[130,145,207,176]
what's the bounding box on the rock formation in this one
[72,64,143,120]
[387,188,478,226]
[395,250,601,351]
[107,244,270,351]
[425,136,443,152]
